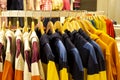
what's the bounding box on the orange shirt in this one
[90,33,113,80]
[95,30,120,80]
[14,29,24,80]
[2,30,14,80]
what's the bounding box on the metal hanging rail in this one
[0,10,87,17]
[0,10,105,18]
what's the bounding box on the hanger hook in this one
[49,10,52,21]
[25,11,27,21]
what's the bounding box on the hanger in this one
[69,17,81,31]
[46,11,55,34]
[8,20,11,29]
[70,20,77,31]
[31,20,35,32]
[54,21,62,31]
[46,21,55,34]
[23,11,28,32]
[102,15,107,20]
[23,20,28,32]
[38,18,45,35]
[8,11,12,29]
[68,22,74,32]
[62,12,74,33]
[16,11,20,29]
[62,21,73,33]
[1,12,6,31]
[2,21,5,31]
[54,12,62,31]
[53,20,65,35]
[78,20,91,36]
[74,20,81,31]
[31,12,35,32]
[84,20,97,34]
[16,19,20,29]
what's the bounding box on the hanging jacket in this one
[95,30,120,80]
[62,33,84,80]
[66,30,99,80]
[36,29,59,80]
[0,30,6,80]
[2,30,15,80]
[23,32,31,80]
[90,33,113,80]
[49,32,68,80]
[30,31,41,80]
[34,28,45,80]
[14,29,24,80]
[62,0,70,10]
[78,29,107,80]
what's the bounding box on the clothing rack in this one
[0,10,105,18]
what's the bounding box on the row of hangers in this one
[0,12,107,37]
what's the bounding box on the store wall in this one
[114,0,120,24]
[97,0,120,24]
[80,0,97,11]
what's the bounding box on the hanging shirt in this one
[78,29,107,80]
[14,29,24,80]
[105,18,115,38]
[23,32,31,80]
[2,30,14,80]
[49,33,68,80]
[62,33,84,80]
[0,30,6,80]
[93,18,107,33]
[95,30,120,80]
[30,31,41,80]
[90,33,113,80]
[36,29,59,80]
[100,18,107,33]
[62,0,70,10]
[66,30,99,80]
[35,28,45,80]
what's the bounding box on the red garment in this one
[63,0,70,10]
[105,19,115,38]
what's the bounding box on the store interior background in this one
[76,0,120,24]
[97,0,120,24]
